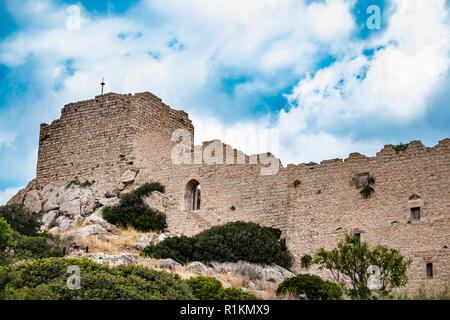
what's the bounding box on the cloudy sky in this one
[0,0,449,204]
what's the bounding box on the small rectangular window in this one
[426,263,433,278]
[356,173,369,187]
[411,207,421,221]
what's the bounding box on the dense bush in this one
[142,221,293,269]
[0,204,41,236]
[12,233,63,260]
[0,205,63,265]
[187,276,261,300]
[276,274,343,300]
[187,276,223,300]
[102,182,167,232]
[0,218,16,250]
[0,257,195,300]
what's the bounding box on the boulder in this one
[210,261,294,284]
[87,253,137,266]
[84,209,116,232]
[23,189,42,213]
[42,188,62,211]
[55,215,74,231]
[157,258,182,271]
[99,197,120,207]
[78,224,107,236]
[41,210,59,230]
[121,170,137,184]
[59,188,96,217]
[185,262,209,275]
[143,191,176,212]
[134,234,153,250]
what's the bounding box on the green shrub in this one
[0,257,195,300]
[300,254,312,269]
[276,274,343,300]
[392,143,409,152]
[187,276,223,300]
[12,232,63,260]
[0,218,16,251]
[142,221,293,269]
[102,182,167,232]
[0,204,42,236]
[187,276,261,300]
[142,236,194,264]
[218,287,262,300]
[293,179,301,188]
[360,185,375,199]
[64,178,95,190]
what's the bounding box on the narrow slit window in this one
[426,263,433,279]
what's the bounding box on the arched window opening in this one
[184,179,201,211]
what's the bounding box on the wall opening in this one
[184,179,201,211]
[411,207,421,222]
[426,263,433,279]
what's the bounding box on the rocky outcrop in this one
[142,191,177,212]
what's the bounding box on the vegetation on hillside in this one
[276,274,343,300]
[187,276,261,300]
[102,182,167,232]
[141,221,293,269]
[0,205,63,266]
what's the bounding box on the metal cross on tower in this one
[100,78,105,95]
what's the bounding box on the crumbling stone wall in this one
[32,92,449,293]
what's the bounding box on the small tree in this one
[0,218,16,251]
[313,234,410,299]
[370,245,410,291]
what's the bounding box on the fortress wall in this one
[36,93,136,187]
[130,92,194,140]
[285,139,450,291]
[32,92,449,292]
[133,133,289,233]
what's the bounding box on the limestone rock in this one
[78,224,107,236]
[134,234,153,250]
[99,197,120,207]
[84,209,116,232]
[143,191,176,212]
[87,253,137,266]
[55,215,74,231]
[185,261,209,275]
[59,188,96,217]
[23,190,42,213]
[43,188,62,211]
[41,210,59,230]
[210,261,294,285]
[6,188,26,205]
[121,170,137,184]
[157,258,182,271]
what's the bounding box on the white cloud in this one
[284,0,450,129]
[0,0,448,184]
[0,187,23,205]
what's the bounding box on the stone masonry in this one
[10,92,449,293]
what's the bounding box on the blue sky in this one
[0,0,449,204]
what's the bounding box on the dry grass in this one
[51,227,160,255]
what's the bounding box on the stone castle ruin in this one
[8,92,449,292]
